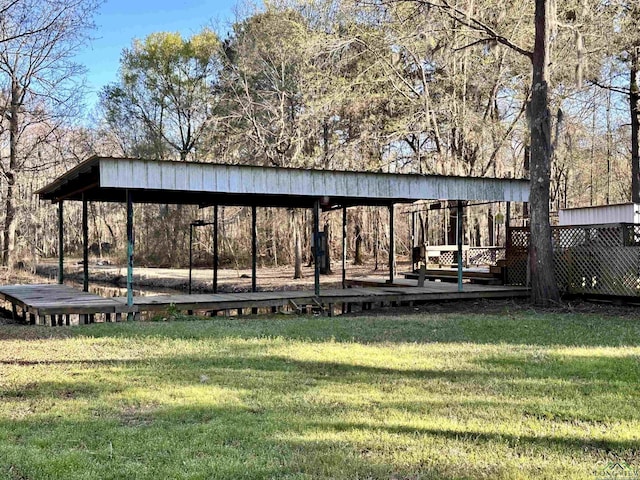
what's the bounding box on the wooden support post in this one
[58,201,64,284]
[213,205,219,294]
[188,223,193,295]
[389,204,395,284]
[418,264,426,287]
[506,201,511,245]
[342,206,347,289]
[82,194,89,292]
[251,205,257,293]
[313,200,320,296]
[411,211,416,271]
[126,190,134,319]
[457,201,464,292]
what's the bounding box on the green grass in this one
[0,307,639,479]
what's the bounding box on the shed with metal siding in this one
[558,203,640,226]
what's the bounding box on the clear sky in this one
[76,0,240,113]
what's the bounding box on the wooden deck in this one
[0,282,530,326]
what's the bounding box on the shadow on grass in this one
[2,342,639,479]
[2,351,638,425]
[310,420,639,456]
[480,354,640,384]
[0,399,633,480]
[47,312,640,348]
[0,404,479,480]
[0,354,494,393]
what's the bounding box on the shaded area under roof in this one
[36,156,530,207]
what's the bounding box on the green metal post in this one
[126,190,134,313]
[389,204,395,284]
[58,200,64,284]
[457,201,464,292]
[213,205,218,294]
[188,223,193,295]
[251,205,257,293]
[342,206,347,289]
[82,194,89,292]
[313,200,320,296]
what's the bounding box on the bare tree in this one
[375,0,572,304]
[0,0,99,267]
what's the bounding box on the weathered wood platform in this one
[0,282,529,326]
[401,267,503,285]
[0,284,129,326]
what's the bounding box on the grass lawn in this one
[0,305,639,479]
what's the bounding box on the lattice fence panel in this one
[429,248,506,267]
[468,247,505,266]
[506,224,640,296]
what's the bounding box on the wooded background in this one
[1,0,638,271]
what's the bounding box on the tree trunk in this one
[2,173,16,268]
[487,206,494,246]
[447,202,457,245]
[529,0,560,305]
[2,81,20,268]
[293,220,302,279]
[631,47,640,203]
[354,223,363,265]
[323,221,332,274]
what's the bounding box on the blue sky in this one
[76,0,239,112]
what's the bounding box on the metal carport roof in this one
[36,156,530,207]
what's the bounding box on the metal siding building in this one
[558,203,640,226]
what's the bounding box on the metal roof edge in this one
[96,156,530,183]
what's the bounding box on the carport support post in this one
[342,206,347,289]
[58,200,64,284]
[251,205,257,293]
[82,193,89,292]
[313,199,320,296]
[188,223,193,295]
[126,190,134,317]
[213,205,218,294]
[457,201,464,292]
[389,204,395,283]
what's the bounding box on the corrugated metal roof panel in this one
[40,157,531,206]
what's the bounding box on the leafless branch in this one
[377,0,533,59]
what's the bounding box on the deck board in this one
[0,282,529,324]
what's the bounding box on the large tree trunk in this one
[2,173,16,268]
[631,47,640,203]
[2,82,20,268]
[529,0,560,305]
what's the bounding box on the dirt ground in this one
[26,258,402,293]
